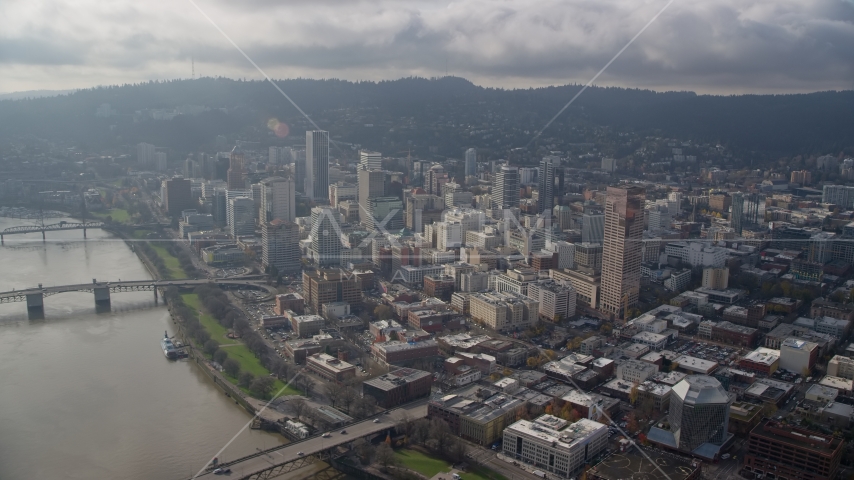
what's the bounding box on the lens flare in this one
[267,118,290,138]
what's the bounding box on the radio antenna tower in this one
[192,56,195,79]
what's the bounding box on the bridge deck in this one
[0,279,275,303]
[192,402,427,480]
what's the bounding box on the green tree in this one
[250,376,275,398]
[223,358,240,377]
[203,339,219,356]
[374,305,393,320]
[213,349,228,365]
[239,371,255,388]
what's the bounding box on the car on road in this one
[322,433,331,438]
[373,419,380,423]
[297,451,304,456]
[721,453,731,460]
[340,430,347,434]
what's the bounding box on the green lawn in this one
[181,293,301,398]
[182,294,230,341]
[150,243,187,279]
[394,449,506,480]
[91,208,131,223]
[395,449,451,478]
[131,229,151,239]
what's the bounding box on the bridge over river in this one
[189,401,428,480]
[0,221,104,242]
[0,279,275,312]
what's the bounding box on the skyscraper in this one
[259,177,296,223]
[309,207,343,266]
[161,177,192,217]
[293,147,306,194]
[261,219,301,275]
[600,185,644,319]
[228,196,255,238]
[227,146,246,190]
[306,131,330,202]
[358,169,386,226]
[359,150,382,171]
[465,148,477,177]
[731,192,745,235]
[368,197,405,232]
[537,157,555,214]
[492,165,520,210]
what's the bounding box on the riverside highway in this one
[191,401,428,480]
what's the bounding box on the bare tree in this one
[375,443,398,469]
[289,397,307,420]
[339,387,359,414]
[323,382,342,408]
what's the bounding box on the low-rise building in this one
[305,352,357,382]
[503,416,608,479]
[738,347,780,375]
[805,384,839,404]
[631,331,669,350]
[819,375,854,395]
[674,355,718,375]
[617,359,659,384]
[362,368,433,408]
[371,339,439,366]
[291,314,325,338]
[744,419,843,480]
[728,402,762,436]
[429,391,526,446]
[828,354,854,379]
[780,338,818,375]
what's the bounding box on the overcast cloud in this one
[1,0,853,94]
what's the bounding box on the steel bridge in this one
[0,279,274,311]
[0,221,104,242]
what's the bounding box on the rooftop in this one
[742,347,781,366]
[750,418,842,455]
[588,447,700,480]
[672,375,731,405]
[674,355,718,373]
[505,417,606,453]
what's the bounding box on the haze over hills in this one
[1,76,852,159]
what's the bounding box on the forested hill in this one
[1,77,852,157]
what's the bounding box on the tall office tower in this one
[136,142,156,167]
[261,219,301,275]
[582,213,604,243]
[211,190,227,226]
[161,177,193,217]
[492,165,520,210]
[155,152,168,172]
[292,148,306,193]
[183,158,198,179]
[309,207,343,266]
[367,197,405,232]
[424,164,449,196]
[359,150,382,171]
[465,148,477,177]
[731,192,745,235]
[358,169,386,226]
[306,130,330,202]
[537,157,556,215]
[259,177,296,223]
[600,185,644,319]
[227,146,246,190]
[666,376,732,453]
[228,197,255,238]
[554,205,573,231]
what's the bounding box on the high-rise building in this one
[582,213,605,243]
[259,177,296,223]
[228,196,255,238]
[309,207,343,266]
[465,148,477,177]
[261,219,301,275]
[136,142,156,167]
[600,185,644,319]
[554,205,572,231]
[425,164,449,196]
[358,169,386,226]
[537,157,555,214]
[648,375,733,457]
[405,193,445,233]
[329,182,357,207]
[702,267,729,289]
[293,147,306,193]
[359,150,382,171]
[492,165,520,210]
[227,146,246,190]
[306,131,330,202]
[731,192,745,235]
[161,177,193,217]
[268,146,291,165]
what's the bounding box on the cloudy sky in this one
[1,0,853,94]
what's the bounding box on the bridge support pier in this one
[26,293,43,311]
[83,228,87,239]
[42,231,46,241]
[154,288,158,304]
[1,234,4,245]
[93,287,111,306]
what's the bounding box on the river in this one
[0,217,283,480]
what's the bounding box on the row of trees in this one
[320,379,379,419]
